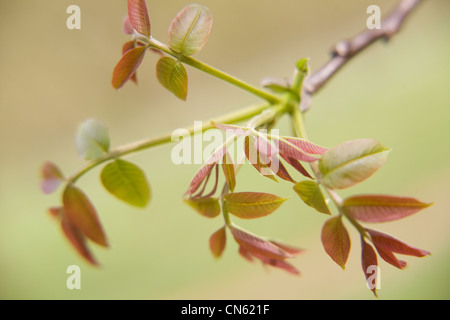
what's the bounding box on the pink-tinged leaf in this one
[123,16,134,35]
[244,136,277,182]
[156,57,188,101]
[63,185,108,247]
[319,139,391,189]
[209,226,226,258]
[238,246,254,262]
[367,229,430,269]
[280,153,312,179]
[277,138,318,162]
[41,161,65,194]
[184,197,220,218]
[283,137,328,155]
[321,216,351,269]
[48,207,63,219]
[122,41,138,84]
[168,4,213,56]
[222,153,236,192]
[112,46,146,90]
[343,194,432,223]
[186,146,227,196]
[230,226,292,260]
[61,214,98,266]
[254,254,300,275]
[224,192,287,219]
[293,180,331,215]
[255,137,295,183]
[127,0,151,37]
[269,241,304,255]
[361,237,379,297]
[212,122,249,136]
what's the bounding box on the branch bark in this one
[301,0,423,112]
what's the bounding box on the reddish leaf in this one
[343,194,432,223]
[321,216,351,269]
[61,214,98,266]
[222,153,236,192]
[279,153,312,179]
[361,237,379,297]
[48,206,63,219]
[63,185,108,247]
[186,146,227,196]
[224,192,287,219]
[184,197,220,218]
[255,254,300,275]
[209,226,226,258]
[230,226,292,260]
[283,137,328,155]
[127,0,151,37]
[244,136,277,181]
[269,241,304,255]
[367,229,430,269]
[277,138,318,162]
[238,246,254,262]
[255,137,295,183]
[41,161,64,194]
[112,46,146,89]
[123,16,134,35]
[122,41,138,83]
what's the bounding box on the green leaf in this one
[75,118,110,161]
[156,57,188,100]
[100,159,151,208]
[321,216,350,269]
[168,4,213,56]
[293,181,331,215]
[319,139,390,189]
[343,194,432,223]
[184,197,221,218]
[63,185,108,247]
[209,226,226,258]
[224,192,287,219]
[222,153,236,192]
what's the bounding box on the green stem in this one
[147,37,281,104]
[67,102,270,184]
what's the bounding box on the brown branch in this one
[301,0,423,112]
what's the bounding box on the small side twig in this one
[301,0,423,112]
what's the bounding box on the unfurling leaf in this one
[209,226,226,258]
[343,194,432,223]
[361,237,379,297]
[222,153,236,192]
[156,57,188,100]
[61,214,98,266]
[319,139,390,189]
[230,226,292,260]
[63,185,108,247]
[184,197,220,218]
[293,181,331,215]
[101,159,151,208]
[244,135,277,182]
[127,0,151,37]
[75,118,110,161]
[41,161,65,194]
[224,192,287,219]
[168,4,213,56]
[112,46,146,89]
[321,216,351,269]
[367,229,430,269]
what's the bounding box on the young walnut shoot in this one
[41,0,431,297]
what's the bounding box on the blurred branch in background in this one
[301,0,423,111]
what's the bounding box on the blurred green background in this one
[1,0,449,300]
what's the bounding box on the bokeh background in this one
[1,0,449,300]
